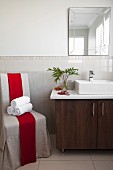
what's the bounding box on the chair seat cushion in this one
[4,110,46,138]
[3,110,50,169]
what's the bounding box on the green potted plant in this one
[47,67,79,90]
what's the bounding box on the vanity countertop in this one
[50,90,113,100]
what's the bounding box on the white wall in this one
[0,0,113,56]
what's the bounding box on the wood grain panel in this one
[55,99,97,150]
[97,100,113,149]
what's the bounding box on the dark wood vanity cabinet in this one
[55,99,113,150]
[97,100,113,149]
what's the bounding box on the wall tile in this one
[82,58,113,80]
[93,70,113,80]
[44,99,55,134]
[44,72,57,99]
[0,56,113,133]
[31,97,45,114]
[5,59,44,72]
[0,60,6,72]
[28,72,44,98]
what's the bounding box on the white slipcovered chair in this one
[0,73,50,170]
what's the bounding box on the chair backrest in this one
[0,73,30,114]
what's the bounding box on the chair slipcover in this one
[0,73,50,170]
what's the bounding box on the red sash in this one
[7,73,36,165]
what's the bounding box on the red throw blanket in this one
[7,73,36,165]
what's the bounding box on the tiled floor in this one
[17,135,113,170]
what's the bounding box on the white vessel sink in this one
[75,80,113,95]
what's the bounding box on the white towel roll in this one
[11,96,30,108]
[14,103,33,116]
[7,106,15,115]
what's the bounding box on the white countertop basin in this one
[75,80,113,95]
[50,90,113,100]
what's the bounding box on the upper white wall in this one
[0,0,113,56]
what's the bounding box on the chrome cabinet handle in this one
[92,102,95,116]
[102,102,104,116]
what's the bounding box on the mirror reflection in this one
[68,7,111,56]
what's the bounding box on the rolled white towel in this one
[7,106,15,115]
[11,96,30,108]
[14,103,33,116]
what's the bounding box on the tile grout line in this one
[40,159,95,161]
[89,152,96,170]
[37,159,41,170]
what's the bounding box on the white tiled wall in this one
[0,56,113,133]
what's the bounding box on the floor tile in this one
[93,161,113,170]
[16,160,40,170]
[90,150,113,160]
[41,149,91,161]
[38,161,95,170]
[41,135,91,161]
[15,135,113,170]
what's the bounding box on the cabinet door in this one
[97,100,113,149]
[55,99,97,149]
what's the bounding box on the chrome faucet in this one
[89,70,95,81]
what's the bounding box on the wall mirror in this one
[68,7,111,56]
